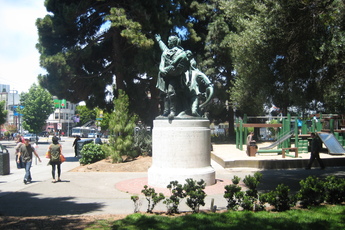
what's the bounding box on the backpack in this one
[50,144,61,163]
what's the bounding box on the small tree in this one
[105,90,138,163]
[20,84,54,140]
[224,176,244,211]
[242,172,265,211]
[141,185,165,213]
[183,179,207,213]
[164,180,185,214]
[0,101,8,137]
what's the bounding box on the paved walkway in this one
[1,139,345,216]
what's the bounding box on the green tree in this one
[105,90,138,163]
[35,0,234,128]
[0,101,8,136]
[98,111,110,133]
[20,84,54,138]
[75,105,96,127]
[36,0,182,124]
[36,0,345,126]
[226,0,345,115]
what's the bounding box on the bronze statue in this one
[155,34,213,119]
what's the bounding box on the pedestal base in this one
[148,119,216,188]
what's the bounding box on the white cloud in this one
[0,0,47,93]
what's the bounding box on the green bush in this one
[242,172,265,211]
[296,176,325,208]
[262,184,296,212]
[79,143,106,165]
[164,181,185,214]
[224,176,244,211]
[243,172,262,198]
[183,179,207,213]
[323,176,345,204]
[141,185,165,213]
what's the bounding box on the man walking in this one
[17,138,41,184]
[306,133,325,170]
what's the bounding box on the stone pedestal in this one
[148,119,215,188]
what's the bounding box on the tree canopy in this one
[226,0,345,115]
[20,84,54,134]
[75,105,96,127]
[36,0,345,128]
[0,101,8,127]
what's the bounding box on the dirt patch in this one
[70,156,152,172]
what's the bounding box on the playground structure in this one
[235,114,345,157]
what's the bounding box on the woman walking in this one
[48,136,63,183]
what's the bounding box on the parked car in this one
[23,133,39,142]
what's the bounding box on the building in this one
[45,97,77,136]
[0,84,77,136]
[0,85,21,133]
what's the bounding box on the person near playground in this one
[246,132,255,154]
[48,136,63,183]
[306,133,325,170]
[72,135,81,157]
[17,137,41,184]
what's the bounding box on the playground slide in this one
[259,131,294,150]
[318,133,345,155]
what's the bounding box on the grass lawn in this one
[86,205,345,230]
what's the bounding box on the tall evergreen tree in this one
[36,0,236,127]
[36,0,183,125]
[105,90,138,163]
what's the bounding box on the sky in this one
[0,0,48,94]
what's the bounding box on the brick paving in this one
[116,177,233,196]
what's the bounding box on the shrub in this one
[79,143,106,165]
[242,172,264,211]
[183,179,207,213]
[262,184,296,212]
[163,181,185,214]
[241,196,255,211]
[243,172,262,198]
[141,185,165,213]
[131,195,142,213]
[296,176,325,208]
[323,176,345,204]
[224,176,244,211]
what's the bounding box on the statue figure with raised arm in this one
[155,34,213,119]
